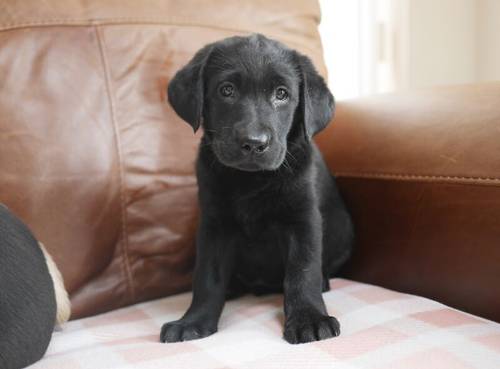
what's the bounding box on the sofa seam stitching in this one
[0,15,314,30]
[335,171,500,184]
[94,25,135,302]
[0,19,323,60]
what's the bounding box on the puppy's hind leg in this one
[322,276,331,292]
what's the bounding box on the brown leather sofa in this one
[1,0,499,328]
[317,84,500,323]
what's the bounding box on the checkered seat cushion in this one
[30,279,500,369]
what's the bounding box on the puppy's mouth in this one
[233,161,271,172]
[212,140,286,172]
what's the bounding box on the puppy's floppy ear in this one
[167,44,212,132]
[296,53,335,140]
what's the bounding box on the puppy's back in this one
[0,205,57,369]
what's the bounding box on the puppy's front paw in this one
[160,319,216,343]
[284,313,340,344]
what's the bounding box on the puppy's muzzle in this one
[239,133,270,155]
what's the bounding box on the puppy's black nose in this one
[240,134,270,154]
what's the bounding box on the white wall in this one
[319,0,500,99]
[319,0,398,99]
[319,0,363,99]
[406,0,478,88]
[477,0,500,81]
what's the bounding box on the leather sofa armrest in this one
[316,83,500,322]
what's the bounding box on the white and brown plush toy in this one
[0,204,70,369]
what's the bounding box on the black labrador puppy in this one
[161,34,353,344]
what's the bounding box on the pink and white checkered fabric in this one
[30,279,500,369]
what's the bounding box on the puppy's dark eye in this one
[219,83,234,97]
[275,87,288,101]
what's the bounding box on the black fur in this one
[0,204,56,368]
[161,34,353,344]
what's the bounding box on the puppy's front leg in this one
[160,221,234,343]
[283,213,340,344]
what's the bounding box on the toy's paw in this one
[284,313,340,344]
[160,319,216,343]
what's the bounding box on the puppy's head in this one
[168,34,334,172]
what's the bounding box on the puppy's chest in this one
[233,216,286,289]
[225,188,299,289]
[231,188,293,225]
[232,194,289,255]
